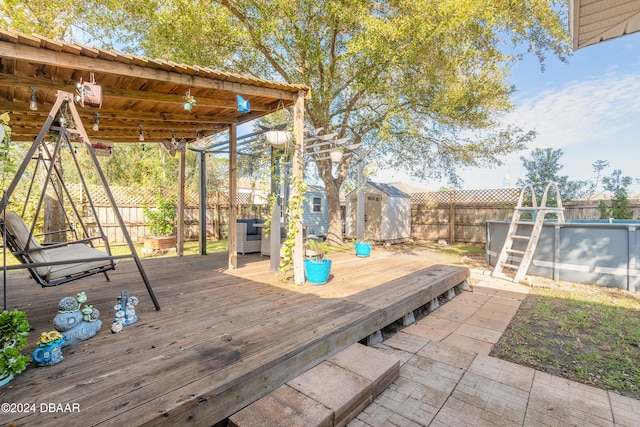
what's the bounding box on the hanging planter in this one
[329,149,343,164]
[265,130,293,148]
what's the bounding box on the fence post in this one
[448,190,455,243]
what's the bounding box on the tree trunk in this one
[316,157,344,246]
[41,141,66,243]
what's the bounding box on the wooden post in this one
[198,150,207,255]
[228,124,238,269]
[292,90,305,284]
[269,146,280,272]
[177,148,186,256]
[356,158,365,241]
[449,190,455,243]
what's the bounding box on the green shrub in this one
[143,194,177,236]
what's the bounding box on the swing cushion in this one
[3,212,117,281]
[4,212,51,276]
[45,244,117,281]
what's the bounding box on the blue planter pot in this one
[304,259,332,285]
[355,242,372,257]
[0,373,14,387]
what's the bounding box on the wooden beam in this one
[177,149,186,256]
[0,41,299,100]
[0,75,274,112]
[0,75,278,112]
[228,124,238,269]
[2,101,240,125]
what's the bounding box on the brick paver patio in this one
[350,271,640,426]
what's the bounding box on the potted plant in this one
[355,235,373,257]
[304,239,332,285]
[0,309,31,386]
[142,194,178,251]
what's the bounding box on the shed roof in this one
[366,181,410,198]
[0,30,309,143]
[569,0,640,50]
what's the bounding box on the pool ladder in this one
[492,183,565,283]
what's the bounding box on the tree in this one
[585,160,609,199]
[598,169,634,219]
[517,148,587,204]
[2,0,572,245]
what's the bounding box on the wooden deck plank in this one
[0,249,469,426]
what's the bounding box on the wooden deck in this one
[0,247,469,426]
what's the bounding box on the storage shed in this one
[344,181,411,241]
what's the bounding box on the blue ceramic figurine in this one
[33,331,66,366]
[111,290,138,333]
[52,292,102,347]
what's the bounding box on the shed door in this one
[365,195,382,240]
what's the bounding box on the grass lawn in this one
[490,279,640,400]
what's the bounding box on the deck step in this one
[228,343,400,427]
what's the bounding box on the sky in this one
[374,31,640,196]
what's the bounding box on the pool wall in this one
[486,220,640,292]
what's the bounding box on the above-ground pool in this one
[486,219,640,292]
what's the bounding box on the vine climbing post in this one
[292,90,305,284]
[228,123,238,269]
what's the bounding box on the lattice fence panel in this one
[66,184,255,208]
[411,188,521,205]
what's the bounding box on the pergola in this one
[0,30,310,282]
[569,0,640,50]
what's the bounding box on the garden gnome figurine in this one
[52,292,102,347]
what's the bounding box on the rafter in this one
[0,41,300,100]
[0,75,274,112]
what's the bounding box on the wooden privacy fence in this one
[65,185,640,246]
[66,184,266,244]
[411,188,520,244]
[411,189,640,244]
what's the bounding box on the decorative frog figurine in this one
[52,292,102,347]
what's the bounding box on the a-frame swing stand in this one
[1,91,160,310]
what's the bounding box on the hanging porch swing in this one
[1,91,160,311]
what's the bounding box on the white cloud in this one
[507,73,640,149]
[376,72,640,193]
